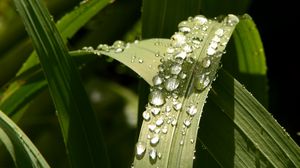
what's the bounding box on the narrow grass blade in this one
[12,0,109,167]
[0,110,50,167]
[197,70,300,167]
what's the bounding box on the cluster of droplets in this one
[135,14,239,165]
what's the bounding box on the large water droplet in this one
[150,135,160,145]
[149,148,157,161]
[171,32,186,47]
[193,15,207,25]
[227,14,239,26]
[149,90,165,106]
[165,78,180,92]
[186,105,197,116]
[112,40,125,53]
[194,74,210,91]
[152,75,163,85]
[136,141,146,158]
[143,111,151,121]
[170,64,182,75]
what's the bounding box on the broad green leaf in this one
[196,70,300,167]
[0,110,50,167]
[12,0,109,168]
[223,14,268,107]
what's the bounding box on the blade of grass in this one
[197,70,300,167]
[11,0,109,167]
[0,110,50,167]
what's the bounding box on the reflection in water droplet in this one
[149,90,165,106]
[183,119,191,127]
[150,135,160,145]
[152,75,163,85]
[143,111,151,121]
[187,105,197,116]
[156,117,164,126]
[165,78,180,92]
[149,148,157,161]
[170,64,182,75]
[136,141,146,158]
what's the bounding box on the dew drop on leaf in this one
[150,135,160,145]
[170,64,182,75]
[193,15,207,25]
[227,14,239,26]
[135,141,146,158]
[151,107,161,116]
[142,111,151,121]
[165,78,180,91]
[149,148,157,161]
[186,105,197,116]
[152,75,163,85]
[183,119,191,127]
[171,32,186,47]
[149,90,165,106]
[156,117,164,126]
[194,74,210,91]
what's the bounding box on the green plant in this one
[0,0,299,168]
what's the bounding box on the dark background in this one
[249,1,299,144]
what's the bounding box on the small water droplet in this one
[155,52,160,57]
[182,44,193,53]
[227,14,239,26]
[207,47,216,56]
[212,36,221,43]
[134,40,139,44]
[175,51,187,59]
[152,75,163,85]
[149,149,157,163]
[183,119,191,127]
[136,141,146,158]
[170,64,182,75]
[150,135,160,145]
[138,59,144,63]
[131,55,136,63]
[190,139,194,144]
[171,32,186,47]
[149,90,165,106]
[180,140,184,145]
[171,119,177,126]
[179,73,187,79]
[178,21,191,34]
[193,156,196,160]
[97,44,110,51]
[157,152,162,159]
[148,124,156,132]
[209,41,218,49]
[186,105,197,116]
[165,106,172,113]
[151,107,161,116]
[215,28,224,37]
[202,57,211,68]
[173,102,182,111]
[156,117,164,126]
[192,37,201,46]
[162,126,168,134]
[167,47,175,54]
[112,40,125,53]
[165,78,180,92]
[143,111,151,121]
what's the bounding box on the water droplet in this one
[151,107,161,116]
[157,152,162,159]
[173,102,182,111]
[143,111,151,121]
[180,140,184,145]
[190,139,194,144]
[209,41,218,49]
[154,128,161,134]
[178,21,191,33]
[182,44,193,53]
[227,14,239,26]
[171,119,177,126]
[138,59,144,63]
[136,141,146,158]
[171,32,186,47]
[194,74,210,91]
[193,15,207,25]
[167,47,175,54]
[186,105,197,116]
[149,90,165,106]
[193,156,196,160]
[131,55,136,63]
[150,135,160,145]
[112,40,125,53]
[192,37,201,48]
[155,52,160,57]
[170,64,182,75]
[162,126,168,134]
[165,78,180,92]
[215,28,224,36]
[149,148,157,161]
[152,75,163,85]
[179,73,187,79]
[212,36,221,43]
[156,117,164,126]
[183,119,191,127]
[175,51,187,59]
[97,44,110,51]
[207,47,216,56]
[165,106,172,113]
[202,57,211,68]
[148,124,156,132]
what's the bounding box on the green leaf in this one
[223,14,268,107]
[0,110,50,168]
[196,70,300,167]
[12,0,109,167]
